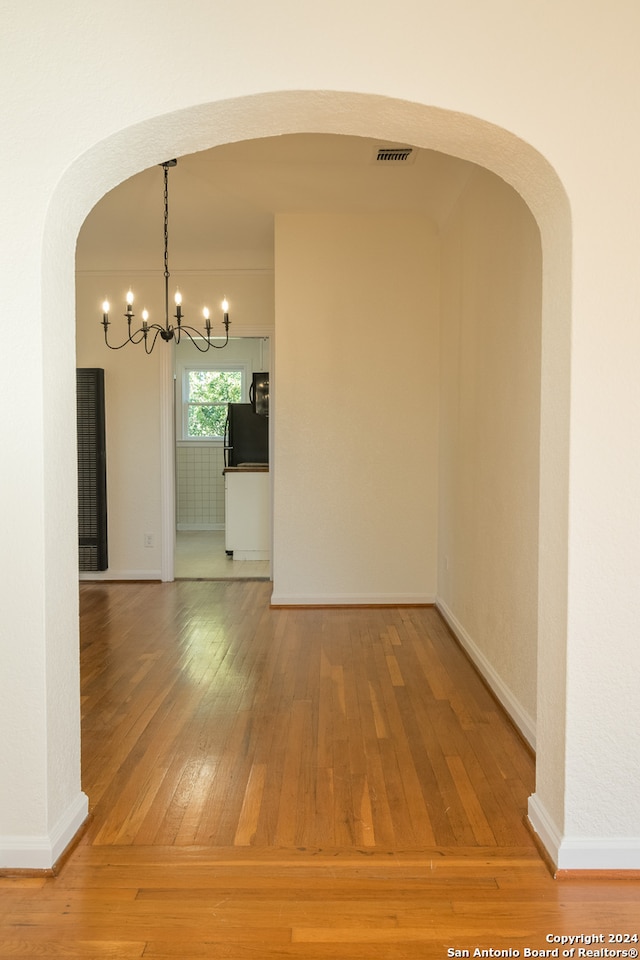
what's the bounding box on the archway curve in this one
[44,88,572,861]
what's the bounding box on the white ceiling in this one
[76,134,477,273]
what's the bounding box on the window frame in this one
[180,361,249,441]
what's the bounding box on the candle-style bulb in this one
[102,300,110,315]
[126,290,134,306]
[221,298,229,314]
[142,309,149,327]
[203,307,210,321]
[174,289,183,322]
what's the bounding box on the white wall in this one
[438,167,542,745]
[273,212,439,604]
[3,0,640,871]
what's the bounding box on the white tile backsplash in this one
[176,444,225,527]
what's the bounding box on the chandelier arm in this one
[208,318,231,349]
[181,330,213,352]
[103,324,146,350]
[143,327,164,355]
[177,324,231,352]
[103,334,133,351]
[144,322,172,334]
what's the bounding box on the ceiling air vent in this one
[375,146,415,164]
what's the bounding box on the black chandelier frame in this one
[101,159,231,354]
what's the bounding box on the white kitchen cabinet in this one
[223,467,270,561]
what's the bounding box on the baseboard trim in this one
[556,838,640,872]
[436,599,536,749]
[79,569,162,581]
[527,792,563,871]
[177,523,224,531]
[0,791,89,871]
[528,793,640,872]
[269,593,436,607]
[555,868,640,879]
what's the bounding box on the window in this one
[182,365,246,439]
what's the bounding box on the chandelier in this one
[101,159,230,354]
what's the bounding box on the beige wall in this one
[438,168,542,741]
[273,212,439,603]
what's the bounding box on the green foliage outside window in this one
[187,369,242,438]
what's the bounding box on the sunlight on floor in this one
[175,529,271,580]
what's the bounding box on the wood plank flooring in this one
[1,580,639,958]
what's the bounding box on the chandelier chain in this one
[163,162,171,335]
[163,162,170,283]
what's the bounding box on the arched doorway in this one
[40,91,571,869]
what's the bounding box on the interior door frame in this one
[160,344,176,581]
[160,331,273,582]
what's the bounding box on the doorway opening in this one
[49,90,571,875]
[174,335,271,580]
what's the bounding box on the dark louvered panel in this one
[77,368,108,572]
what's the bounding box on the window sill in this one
[176,438,225,446]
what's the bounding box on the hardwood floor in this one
[1,580,639,958]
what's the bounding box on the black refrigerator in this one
[224,403,269,467]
